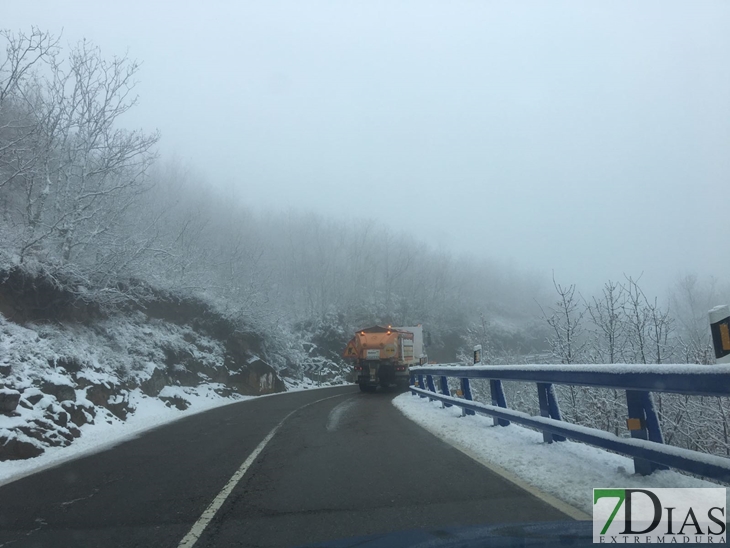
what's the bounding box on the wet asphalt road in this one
[0,386,568,547]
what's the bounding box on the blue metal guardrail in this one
[409,363,730,483]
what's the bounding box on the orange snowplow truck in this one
[343,325,427,392]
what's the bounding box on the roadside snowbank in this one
[393,393,726,516]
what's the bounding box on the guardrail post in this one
[536,383,565,443]
[417,374,426,398]
[439,376,452,407]
[626,390,654,475]
[460,377,475,416]
[641,392,668,471]
[536,383,554,443]
[641,392,664,444]
[410,372,415,386]
[489,380,510,426]
[426,374,436,401]
[546,384,565,442]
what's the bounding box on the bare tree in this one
[0,28,59,230]
[671,274,717,364]
[538,275,587,423]
[586,280,626,364]
[643,294,674,365]
[539,275,586,364]
[622,275,650,364]
[42,41,159,265]
[0,32,162,308]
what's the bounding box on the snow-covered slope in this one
[0,311,285,461]
[0,288,350,465]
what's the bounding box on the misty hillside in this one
[0,27,549,460]
[1,26,729,463]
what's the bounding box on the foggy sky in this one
[6,1,729,296]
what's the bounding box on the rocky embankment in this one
[0,267,287,461]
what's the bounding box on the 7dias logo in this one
[593,488,726,544]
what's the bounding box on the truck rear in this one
[343,325,427,392]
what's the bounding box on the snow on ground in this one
[393,393,727,516]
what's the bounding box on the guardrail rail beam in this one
[409,363,730,481]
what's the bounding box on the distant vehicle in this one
[343,325,427,392]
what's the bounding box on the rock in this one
[140,368,169,397]
[68,425,81,438]
[85,383,121,407]
[0,389,21,414]
[61,401,95,427]
[227,359,285,396]
[0,433,44,460]
[18,398,33,410]
[106,399,130,420]
[213,386,234,398]
[52,357,83,374]
[85,384,108,406]
[54,427,74,443]
[160,395,190,410]
[45,409,69,428]
[16,421,70,448]
[84,384,131,420]
[169,362,209,387]
[26,393,43,405]
[40,382,76,403]
[0,364,10,377]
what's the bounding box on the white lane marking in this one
[60,488,99,507]
[325,398,358,432]
[177,391,350,548]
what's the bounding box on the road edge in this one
[392,397,592,521]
